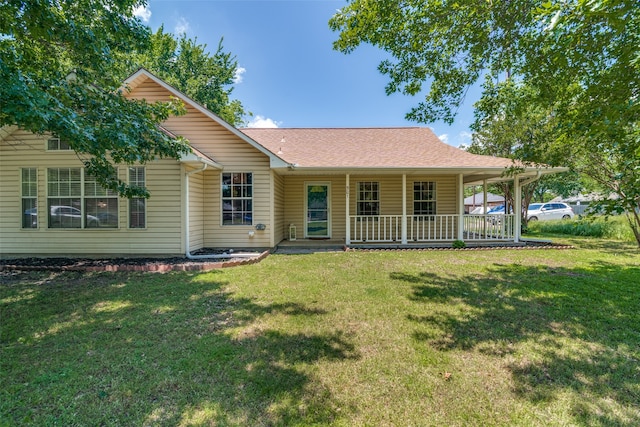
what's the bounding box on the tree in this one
[329,0,640,245]
[468,78,583,224]
[1,0,190,198]
[120,27,247,126]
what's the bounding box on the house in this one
[463,192,505,214]
[0,69,566,257]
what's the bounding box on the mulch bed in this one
[0,250,270,273]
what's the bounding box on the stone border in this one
[0,250,271,273]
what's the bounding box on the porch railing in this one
[409,215,458,241]
[463,214,515,240]
[350,215,401,242]
[349,214,515,243]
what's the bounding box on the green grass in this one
[2,238,639,426]
[527,215,636,241]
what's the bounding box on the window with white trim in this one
[414,181,436,215]
[46,137,72,151]
[129,167,146,228]
[21,168,38,228]
[47,168,118,228]
[222,172,252,225]
[357,181,379,215]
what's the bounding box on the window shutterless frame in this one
[128,167,146,229]
[21,167,38,229]
[46,167,118,229]
[221,172,253,225]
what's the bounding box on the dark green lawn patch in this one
[2,239,639,426]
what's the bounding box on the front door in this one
[306,183,330,238]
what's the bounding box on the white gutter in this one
[520,170,542,186]
[184,163,257,260]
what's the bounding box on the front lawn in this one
[2,239,639,426]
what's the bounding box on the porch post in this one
[514,175,521,243]
[402,174,408,244]
[457,174,464,240]
[345,174,350,245]
[483,180,488,213]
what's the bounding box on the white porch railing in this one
[409,215,458,241]
[350,215,401,242]
[463,214,515,240]
[349,214,515,243]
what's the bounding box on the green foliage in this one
[120,27,247,126]
[0,1,192,197]
[528,215,636,241]
[452,239,466,249]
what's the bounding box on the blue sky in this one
[136,1,477,147]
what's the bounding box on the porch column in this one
[401,174,408,244]
[483,180,488,213]
[345,174,350,245]
[457,174,464,240]
[514,175,521,243]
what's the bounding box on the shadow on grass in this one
[393,260,640,426]
[1,271,358,426]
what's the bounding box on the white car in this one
[527,202,574,221]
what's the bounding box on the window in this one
[84,174,118,228]
[222,172,252,225]
[357,181,379,215]
[21,168,38,228]
[129,167,146,228]
[414,182,436,215]
[46,137,72,151]
[47,168,117,228]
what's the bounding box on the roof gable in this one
[122,69,290,168]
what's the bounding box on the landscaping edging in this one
[0,250,271,273]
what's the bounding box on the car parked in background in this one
[527,202,574,221]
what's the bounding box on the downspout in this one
[184,162,256,260]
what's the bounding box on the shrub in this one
[452,239,466,249]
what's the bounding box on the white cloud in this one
[247,115,281,128]
[174,17,191,35]
[458,131,473,146]
[132,5,151,22]
[233,67,246,84]
[438,133,449,144]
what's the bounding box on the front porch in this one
[278,171,533,249]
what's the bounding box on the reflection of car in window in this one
[47,205,99,228]
[24,208,38,228]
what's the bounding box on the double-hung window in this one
[129,167,146,228]
[222,172,252,225]
[357,182,379,216]
[414,182,436,215]
[84,174,118,228]
[47,168,118,228]
[21,168,38,228]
